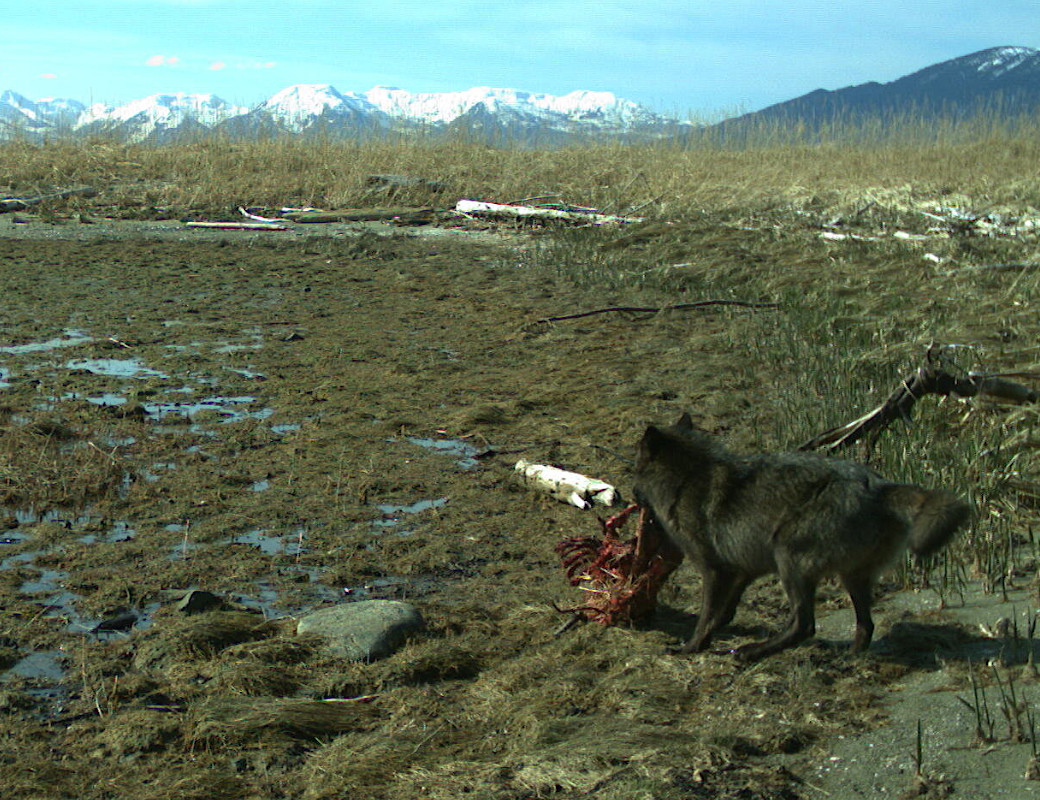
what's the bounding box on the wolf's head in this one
[636,412,705,464]
[634,413,720,501]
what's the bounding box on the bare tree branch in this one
[800,348,1040,452]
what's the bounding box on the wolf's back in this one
[881,485,970,557]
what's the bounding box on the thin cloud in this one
[39,73,58,79]
[145,55,180,67]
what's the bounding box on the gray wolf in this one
[632,414,970,661]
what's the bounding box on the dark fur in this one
[633,414,970,661]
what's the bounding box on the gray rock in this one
[175,589,227,615]
[295,600,424,662]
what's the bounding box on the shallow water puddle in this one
[14,507,99,527]
[374,497,449,529]
[224,528,305,556]
[1,650,70,712]
[84,392,129,406]
[0,329,92,354]
[143,395,273,422]
[21,571,81,617]
[345,574,440,600]
[227,367,267,380]
[1,550,38,570]
[17,567,90,631]
[4,650,66,683]
[78,519,135,544]
[1,508,138,631]
[401,436,483,469]
[66,357,169,379]
[9,507,133,541]
[213,337,264,354]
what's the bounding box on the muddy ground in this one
[1,210,1038,799]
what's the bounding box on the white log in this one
[514,460,622,509]
[818,231,880,242]
[239,206,291,223]
[455,199,642,225]
[185,221,287,230]
[892,230,935,241]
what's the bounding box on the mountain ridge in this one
[725,45,1040,132]
[3,46,1039,144]
[0,83,672,143]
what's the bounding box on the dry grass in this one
[4,119,1040,220]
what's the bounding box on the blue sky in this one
[4,1,1037,116]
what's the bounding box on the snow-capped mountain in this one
[362,85,657,127]
[0,82,673,144]
[74,93,248,142]
[0,90,84,133]
[258,84,385,126]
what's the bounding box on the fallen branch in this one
[800,349,1040,452]
[282,208,438,224]
[535,299,779,324]
[455,199,643,225]
[0,186,97,213]
[239,207,291,224]
[185,221,287,231]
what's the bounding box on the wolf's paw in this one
[666,638,705,655]
[732,643,770,663]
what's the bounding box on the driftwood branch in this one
[455,199,643,225]
[0,186,97,213]
[535,300,779,325]
[185,221,287,231]
[283,208,439,224]
[800,351,1040,452]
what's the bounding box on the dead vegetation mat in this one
[0,203,1038,799]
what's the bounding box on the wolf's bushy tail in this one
[883,485,971,557]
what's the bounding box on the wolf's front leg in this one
[676,567,752,653]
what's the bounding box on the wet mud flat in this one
[0,223,1034,799]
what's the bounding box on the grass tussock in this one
[0,413,125,507]
[190,696,378,743]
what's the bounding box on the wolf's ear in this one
[639,425,668,460]
[676,412,695,431]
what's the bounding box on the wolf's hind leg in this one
[840,572,876,652]
[735,569,817,662]
[678,568,752,653]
